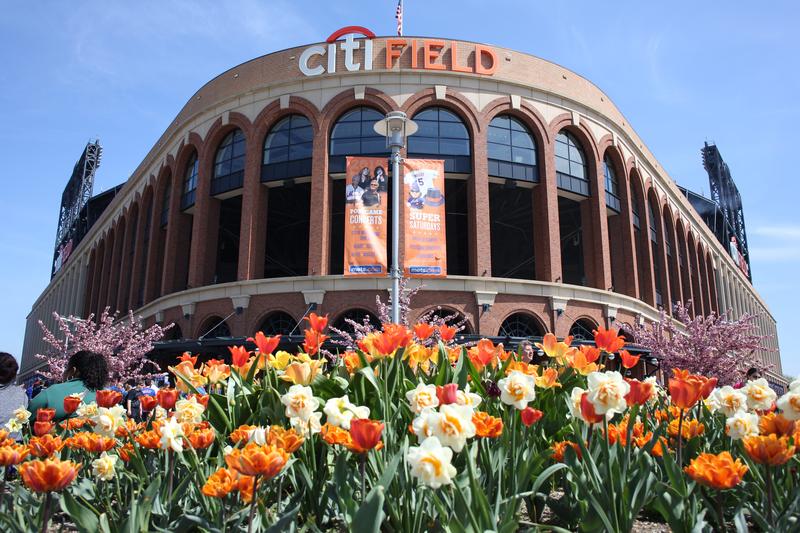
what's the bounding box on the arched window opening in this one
[264,182,310,278]
[214,197,241,284]
[555,131,589,197]
[257,312,298,336]
[160,177,171,227]
[569,318,597,341]
[498,313,544,338]
[262,115,313,182]
[212,129,246,195]
[559,196,585,286]
[333,309,379,336]
[329,107,389,173]
[136,199,152,308]
[408,107,471,173]
[487,115,537,181]
[648,200,664,307]
[181,152,199,210]
[603,156,620,212]
[490,184,535,279]
[424,309,473,336]
[199,316,232,339]
[163,324,183,341]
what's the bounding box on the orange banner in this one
[344,156,389,276]
[403,159,447,277]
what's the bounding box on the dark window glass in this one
[498,313,544,337]
[555,131,589,196]
[264,183,310,278]
[257,312,297,336]
[181,153,198,210]
[569,319,597,341]
[490,183,535,279]
[408,107,472,174]
[329,107,390,173]
[333,309,379,337]
[603,156,620,212]
[212,129,246,195]
[263,115,313,182]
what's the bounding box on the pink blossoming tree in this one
[623,301,768,385]
[36,307,172,383]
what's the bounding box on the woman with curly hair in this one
[29,350,109,420]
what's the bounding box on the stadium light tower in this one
[374,111,417,323]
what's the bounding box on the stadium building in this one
[20,27,783,385]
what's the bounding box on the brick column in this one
[534,139,561,282]
[699,251,712,315]
[161,171,187,295]
[667,219,683,307]
[584,153,612,290]
[188,161,220,287]
[116,219,135,312]
[470,126,491,277]
[84,250,97,317]
[128,200,150,310]
[706,255,718,314]
[636,197,656,306]
[96,236,113,316]
[237,139,268,280]
[307,127,330,275]
[107,224,125,312]
[688,240,704,316]
[653,208,672,312]
[144,188,168,303]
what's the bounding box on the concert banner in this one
[343,156,389,276]
[402,159,447,277]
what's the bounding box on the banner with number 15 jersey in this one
[343,156,389,276]
[403,159,447,277]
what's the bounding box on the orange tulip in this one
[473,411,503,438]
[625,378,655,406]
[59,417,88,431]
[156,388,179,410]
[349,419,384,453]
[228,346,250,368]
[19,458,80,493]
[63,396,82,415]
[321,423,352,447]
[36,408,56,422]
[759,412,797,437]
[520,407,544,427]
[593,327,626,353]
[248,332,281,355]
[202,467,239,498]
[267,427,304,453]
[438,324,457,343]
[551,440,582,462]
[302,329,329,356]
[535,334,575,365]
[413,323,435,340]
[118,442,135,462]
[178,352,198,366]
[743,434,796,466]
[535,367,561,389]
[668,418,705,440]
[140,395,157,411]
[66,432,117,453]
[668,369,706,410]
[189,393,210,408]
[0,444,29,466]
[305,312,328,333]
[236,474,256,503]
[188,427,216,449]
[135,430,161,449]
[96,389,124,408]
[227,443,288,478]
[619,350,640,369]
[229,424,258,444]
[699,376,718,400]
[33,421,54,437]
[684,452,747,490]
[580,392,604,424]
[568,345,601,375]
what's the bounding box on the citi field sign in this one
[299,26,498,77]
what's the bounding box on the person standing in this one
[29,350,108,420]
[124,381,142,421]
[140,378,157,397]
[0,353,28,439]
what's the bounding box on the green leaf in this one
[265,504,300,533]
[352,485,385,533]
[60,491,99,533]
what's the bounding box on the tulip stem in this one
[677,409,685,468]
[765,465,774,525]
[359,454,367,503]
[40,492,51,533]
[715,491,725,532]
[167,449,175,501]
[247,475,261,533]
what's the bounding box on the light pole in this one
[374,111,417,323]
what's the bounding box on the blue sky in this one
[1,1,798,377]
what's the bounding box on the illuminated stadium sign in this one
[299,26,497,77]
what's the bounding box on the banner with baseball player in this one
[402,159,447,277]
[343,156,389,276]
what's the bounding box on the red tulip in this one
[348,419,384,453]
[625,378,655,406]
[96,390,123,408]
[36,408,56,422]
[436,384,459,405]
[438,324,457,342]
[619,350,640,369]
[593,327,626,353]
[63,396,82,415]
[140,395,157,411]
[228,346,250,368]
[520,407,544,427]
[190,394,210,408]
[580,393,604,424]
[33,421,54,437]
[305,313,328,333]
[248,332,281,356]
[156,388,179,410]
[413,323,435,340]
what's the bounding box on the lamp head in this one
[373,111,417,149]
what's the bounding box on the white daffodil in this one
[406,436,457,488]
[455,384,482,409]
[290,411,322,438]
[743,378,777,411]
[91,405,126,437]
[497,371,536,410]
[77,401,98,419]
[710,386,748,417]
[323,395,370,429]
[4,418,22,434]
[406,383,440,414]
[280,384,319,420]
[175,396,205,424]
[586,371,630,417]
[725,411,760,440]
[91,452,119,481]
[246,426,269,445]
[419,404,476,452]
[567,387,585,420]
[12,407,31,423]
[159,417,185,453]
[776,388,800,421]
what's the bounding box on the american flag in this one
[395,0,403,36]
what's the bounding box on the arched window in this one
[333,309,379,335]
[603,156,620,212]
[329,107,388,173]
[198,316,231,339]
[498,313,544,338]
[555,131,589,196]
[648,199,664,307]
[257,311,297,336]
[163,324,183,341]
[630,185,641,229]
[568,318,597,341]
[262,115,313,182]
[487,115,537,181]
[212,129,246,195]
[181,152,198,210]
[408,107,471,173]
[160,177,171,227]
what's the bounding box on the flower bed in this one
[2,316,798,532]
